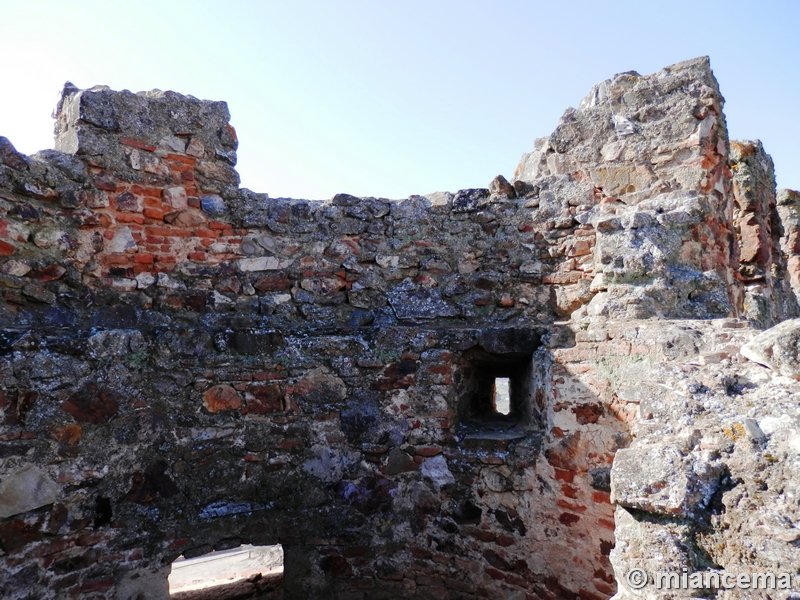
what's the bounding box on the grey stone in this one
[117,566,170,600]
[743,418,767,442]
[0,465,60,518]
[302,447,357,483]
[384,448,416,476]
[107,226,136,253]
[156,273,185,289]
[387,279,459,320]
[611,444,724,515]
[741,318,800,378]
[1,260,31,277]
[452,188,490,213]
[163,186,188,209]
[488,174,516,198]
[420,455,455,488]
[88,329,145,358]
[238,257,292,272]
[200,194,226,215]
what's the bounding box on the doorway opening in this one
[169,543,284,600]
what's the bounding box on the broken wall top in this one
[0,56,795,331]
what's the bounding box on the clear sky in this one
[0,1,797,200]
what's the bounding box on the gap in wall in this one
[169,544,284,600]
[494,376,511,415]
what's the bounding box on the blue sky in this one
[0,1,797,200]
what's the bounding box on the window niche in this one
[456,328,544,432]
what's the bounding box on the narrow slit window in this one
[494,377,511,415]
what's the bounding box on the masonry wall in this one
[0,58,795,600]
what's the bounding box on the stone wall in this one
[1,57,799,600]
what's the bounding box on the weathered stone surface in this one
[292,367,347,407]
[87,329,145,358]
[302,447,358,483]
[1,58,799,600]
[420,455,455,488]
[611,444,724,515]
[202,384,242,412]
[238,256,293,272]
[741,318,800,378]
[0,465,59,518]
[61,384,120,424]
[200,194,226,215]
[387,279,459,320]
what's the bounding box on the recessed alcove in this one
[456,328,545,433]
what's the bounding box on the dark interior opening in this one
[94,496,112,528]
[456,329,544,432]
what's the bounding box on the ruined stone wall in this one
[1,57,798,600]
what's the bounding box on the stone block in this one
[0,465,60,519]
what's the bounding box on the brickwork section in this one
[1,58,798,599]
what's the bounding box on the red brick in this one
[592,490,611,504]
[120,137,156,152]
[94,176,118,192]
[105,255,133,265]
[557,499,587,512]
[598,518,616,531]
[558,512,581,526]
[553,468,576,483]
[143,208,165,220]
[561,484,579,499]
[485,567,505,581]
[188,252,206,261]
[0,240,15,255]
[593,581,616,596]
[276,439,302,451]
[543,271,583,284]
[464,528,496,542]
[133,254,155,264]
[144,227,190,238]
[203,384,242,412]
[0,518,45,552]
[193,229,218,238]
[597,340,631,356]
[495,534,515,547]
[246,383,284,413]
[130,185,164,197]
[414,446,442,457]
[116,213,145,224]
[164,153,196,165]
[209,221,229,230]
[253,371,287,381]
[76,532,106,546]
[410,547,433,560]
